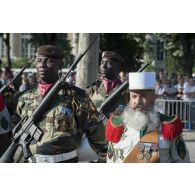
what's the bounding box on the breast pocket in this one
[55,105,76,132]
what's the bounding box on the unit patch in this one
[175,136,186,159]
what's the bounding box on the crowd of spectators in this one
[1,64,195,102]
[155,69,195,101]
[0,66,37,93]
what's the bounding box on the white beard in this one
[121,105,160,131]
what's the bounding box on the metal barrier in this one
[155,99,195,131]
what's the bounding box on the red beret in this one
[102,51,125,65]
[37,45,64,59]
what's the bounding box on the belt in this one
[29,150,77,163]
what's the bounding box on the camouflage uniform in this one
[88,80,128,115]
[16,84,107,162]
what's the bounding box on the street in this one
[182,131,195,163]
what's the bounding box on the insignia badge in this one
[61,106,73,117]
[137,142,159,163]
[175,136,186,159]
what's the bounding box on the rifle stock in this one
[0,37,98,163]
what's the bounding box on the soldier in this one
[88,51,128,114]
[0,94,12,157]
[80,51,128,162]
[105,72,190,163]
[15,45,107,163]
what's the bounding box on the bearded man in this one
[105,72,190,163]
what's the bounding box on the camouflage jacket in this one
[88,80,129,116]
[16,85,107,156]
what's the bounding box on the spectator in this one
[183,74,190,89]
[0,66,14,86]
[19,77,30,92]
[176,75,184,100]
[28,72,37,86]
[170,73,178,86]
[183,77,195,130]
[119,70,127,83]
[155,80,165,99]
[183,77,195,100]
[164,80,177,99]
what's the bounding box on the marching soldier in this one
[87,51,128,114]
[79,51,128,162]
[15,45,107,163]
[105,72,190,163]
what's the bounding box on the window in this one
[21,34,36,58]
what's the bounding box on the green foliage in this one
[164,54,182,78]
[158,33,195,75]
[7,58,36,69]
[28,33,74,65]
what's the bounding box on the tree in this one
[28,33,73,66]
[159,33,195,75]
[76,33,99,89]
[100,33,146,72]
[0,33,12,68]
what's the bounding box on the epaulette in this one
[159,113,183,140]
[105,115,124,143]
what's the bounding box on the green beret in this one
[37,45,64,59]
[102,51,125,65]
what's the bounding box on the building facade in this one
[0,33,36,60]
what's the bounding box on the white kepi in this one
[129,72,156,90]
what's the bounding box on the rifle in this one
[0,58,35,94]
[0,36,98,163]
[98,63,150,117]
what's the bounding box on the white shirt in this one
[183,83,195,100]
[155,85,165,99]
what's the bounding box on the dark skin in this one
[99,57,120,80]
[36,55,63,84]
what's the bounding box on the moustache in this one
[134,104,143,110]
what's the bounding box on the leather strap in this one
[123,130,160,163]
